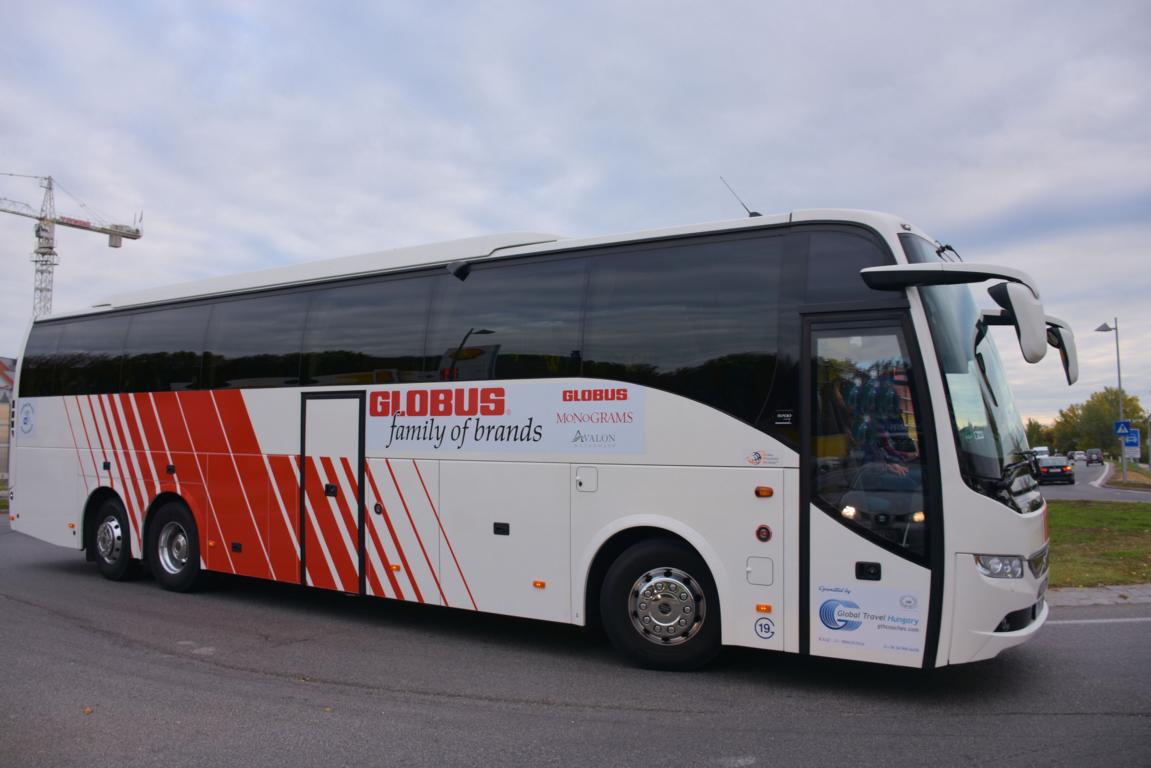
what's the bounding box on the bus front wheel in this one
[93,499,139,581]
[600,539,721,670]
[147,502,203,592]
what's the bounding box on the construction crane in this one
[0,173,142,317]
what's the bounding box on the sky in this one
[0,1,1148,424]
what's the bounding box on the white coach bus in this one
[8,210,1077,670]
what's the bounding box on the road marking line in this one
[1047,617,1151,625]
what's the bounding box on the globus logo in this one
[369,387,506,418]
[562,387,628,403]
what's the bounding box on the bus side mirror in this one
[1045,317,1078,385]
[988,282,1047,364]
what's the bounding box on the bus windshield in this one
[920,283,1031,491]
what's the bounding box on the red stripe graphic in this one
[64,398,93,493]
[179,391,269,579]
[207,391,276,580]
[100,395,147,547]
[364,464,418,602]
[385,458,447,605]
[293,455,337,589]
[133,393,176,495]
[118,394,160,501]
[302,456,356,591]
[92,395,142,546]
[73,396,102,482]
[154,392,235,573]
[84,396,112,490]
[412,460,477,610]
[339,458,394,599]
[266,454,304,583]
[213,391,302,582]
[319,455,360,586]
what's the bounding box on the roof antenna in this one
[720,176,762,217]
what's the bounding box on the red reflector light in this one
[1041,468,1048,473]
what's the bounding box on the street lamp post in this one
[1095,318,1125,482]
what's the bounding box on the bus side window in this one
[56,316,131,396]
[204,293,309,389]
[301,274,435,386]
[583,234,783,427]
[123,305,211,392]
[426,258,586,382]
[803,229,894,305]
[17,323,64,397]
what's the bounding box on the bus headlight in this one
[974,555,1025,579]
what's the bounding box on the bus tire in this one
[147,502,203,593]
[600,538,721,670]
[93,499,139,581]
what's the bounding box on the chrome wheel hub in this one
[628,567,705,646]
[157,521,190,575]
[96,515,123,564]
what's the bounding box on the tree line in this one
[1026,387,1147,461]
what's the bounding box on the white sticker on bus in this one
[814,584,924,656]
[365,382,645,454]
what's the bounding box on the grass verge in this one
[0,480,7,514]
[1048,499,1151,587]
[1105,461,1151,490]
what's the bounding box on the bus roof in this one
[60,209,921,316]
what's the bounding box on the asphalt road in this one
[2,518,1149,768]
[1038,461,1151,503]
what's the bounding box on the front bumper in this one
[949,552,1049,665]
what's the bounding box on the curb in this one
[1046,583,1151,607]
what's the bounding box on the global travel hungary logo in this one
[819,599,863,631]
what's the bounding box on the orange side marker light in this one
[755,486,774,498]
[756,604,772,614]
[532,580,546,589]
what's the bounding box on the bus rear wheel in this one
[93,499,139,581]
[600,539,721,670]
[147,502,203,592]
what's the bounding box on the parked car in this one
[1037,455,1075,484]
[1073,450,1087,461]
[1086,448,1104,465]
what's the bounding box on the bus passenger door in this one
[802,315,938,668]
[300,393,365,594]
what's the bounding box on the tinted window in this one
[56,316,131,395]
[583,233,783,425]
[123,305,210,392]
[18,323,64,397]
[803,229,893,304]
[811,325,927,560]
[204,293,308,389]
[426,258,586,381]
[302,274,434,385]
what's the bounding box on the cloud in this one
[1,0,1148,433]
